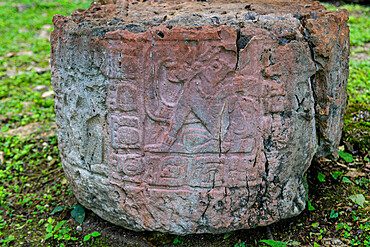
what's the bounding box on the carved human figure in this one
[144,45,240,152]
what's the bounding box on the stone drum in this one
[51,0,349,234]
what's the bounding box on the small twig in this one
[39,174,63,185]
[27,167,61,180]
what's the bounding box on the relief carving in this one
[52,0,348,234]
[105,34,267,195]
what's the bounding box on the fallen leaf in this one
[359,218,369,223]
[336,162,347,168]
[18,28,29,33]
[0,52,16,60]
[42,24,53,30]
[12,3,32,12]
[16,51,34,56]
[0,51,34,60]
[38,30,50,40]
[349,194,366,208]
[6,69,18,77]
[28,66,50,74]
[20,101,34,109]
[319,157,332,163]
[0,98,10,103]
[0,151,4,164]
[33,85,50,92]
[322,238,345,246]
[0,122,56,139]
[41,91,55,98]
[345,170,366,178]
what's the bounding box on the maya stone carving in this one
[51,0,349,234]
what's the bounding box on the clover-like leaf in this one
[46,225,53,233]
[71,205,85,224]
[330,209,338,218]
[307,200,315,211]
[91,232,101,237]
[332,171,343,180]
[83,234,91,242]
[317,173,326,182]
[259,239,287,247]
[50,206,65,215]
[342,176,353,184]
[45,233,53,240]
[338,150,353,163]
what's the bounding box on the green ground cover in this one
[0,1,369,246]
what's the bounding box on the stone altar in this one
[51,0,349,234]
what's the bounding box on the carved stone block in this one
[51,0,349,234]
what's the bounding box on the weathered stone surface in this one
[51,0,349,235]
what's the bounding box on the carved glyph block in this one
[51,0,349,234]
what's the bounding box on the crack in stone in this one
[200,173,217,221]
[218,102,226,157]
[244,156,257,207]
[295,94,305,112]
[298,16,320,153]
[268,49,274,66]
[124,0,129,17]
[235,28,241,70]
[264,153,269,180]
[256,149,271,220]
[235,29,252,70]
